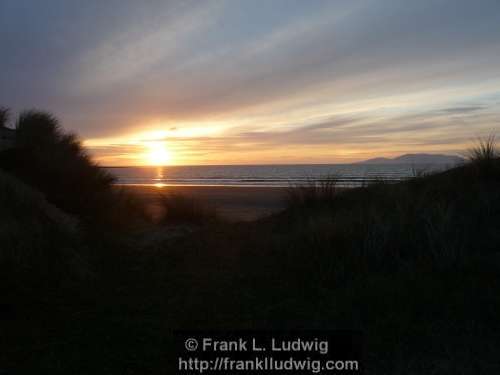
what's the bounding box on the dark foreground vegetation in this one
[1,109,500,374]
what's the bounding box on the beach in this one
[118,185,287,221]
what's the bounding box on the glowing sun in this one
[146,142,172,166]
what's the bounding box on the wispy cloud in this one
[70,2,225,94]
[1,0,500,164]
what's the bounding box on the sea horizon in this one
[105,162,456,187]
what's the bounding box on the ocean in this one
[105,163,453,188]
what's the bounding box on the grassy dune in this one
[1,156,499,373]
[0,170,91,287]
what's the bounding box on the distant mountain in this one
[359,153,464,165]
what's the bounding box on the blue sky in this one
[1,0,500,165]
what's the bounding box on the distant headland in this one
[358,153,464,165]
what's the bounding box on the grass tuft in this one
[159,193,218,225]
[285,176,338,210]
[0,107,9,128]
[467,135,498,163]
[465,135,500,179]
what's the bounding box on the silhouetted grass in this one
[0,109,149,230]
[0,107,8,127]
[159,193,218,225]
[285,176,338,210]
[467,135,498,163]
[465,135,500,179]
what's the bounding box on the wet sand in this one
[117,185,287,221]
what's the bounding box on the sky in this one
[1,0,500,166]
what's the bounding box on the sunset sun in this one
[146,142,172,166]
